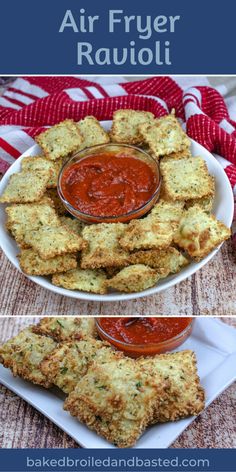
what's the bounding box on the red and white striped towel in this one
[0,76,235,243]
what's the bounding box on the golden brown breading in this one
[52,268,107,294]
[35,119,83,161]
[6,202,60,249]
[77,116,110,149]
[40,338,121,394]
[174,206,231,260]
[0,328,56,387]
[119,214,173,251]
[160,157,215,201]
[33,317,97,342]
[106,264,161,293]
[139,350,205,423]
[81,223,129,269]
[18,249,77,276]
[21,155,52,173]
[64,356,168,448]
[21,155,63,188]
[150,199,184,231]
[110,109,155,145]
[128,248,189,275]
[0,170,50,204]
[24,225,86,260]
[139,114,190,160]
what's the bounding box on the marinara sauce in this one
[60,152,158,217]
[97,317,193,357]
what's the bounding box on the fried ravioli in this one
[33,317,97,342]
[21,155,64,188]
[150,199,184,230]
[0,170,50,204]
[52,268,107,294]
[36,119,83,160]
[64,356,167,448]
[77,116,110,149]
[160,157,215,201]
[128,248,189,275]
[40,338,121,394]
[18,249,77,276]
[106,264,161,293]
[110,110,155,145]
[0,328,56,387]
[139,114,190,159]
[6,201,60,248]
[119,215,173,251]
[81,223,129,269]
[139,350,205,422]
[174,206,231,260]
[24,225,86,259]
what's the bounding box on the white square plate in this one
[0,318,236,448]
[0,121,234,302]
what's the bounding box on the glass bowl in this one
[95,317,194,358]
[57,143,161,224]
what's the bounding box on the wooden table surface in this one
[0,237,235,317]
[0,316,235,449]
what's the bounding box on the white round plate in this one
[0,121,234,302]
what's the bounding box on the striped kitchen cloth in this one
[0,75,235,242]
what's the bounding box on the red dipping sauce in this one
[60,152,158,218]
[96,317,193,357]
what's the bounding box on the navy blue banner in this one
[0,0,236,74]
[0,449,235,472]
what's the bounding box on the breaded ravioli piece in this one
[24,225,86,259]
[150,199,184,230]
[81,223,129,269]
[52,268,107,294]
[18,249,77,276]
[106,264,161,293]
[160,157,215,201]
[6,201,60,248]
[59,216,86,235]
[21,155,64,188]
[139,350,205,423]
[129,248,189,275]
[35,119,83,160]
[119,215,173,251]
[64,356,167,448]
[40,338,121,394]
[0,170,50,204]
[139,114,190,159]
[110,110,155,145]
[174,206,231,260]
[0,328,56,387]
[33,317,97,342]
[77,116,110,149]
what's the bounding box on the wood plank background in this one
[0,237,235,317]
[0,317,235,449]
